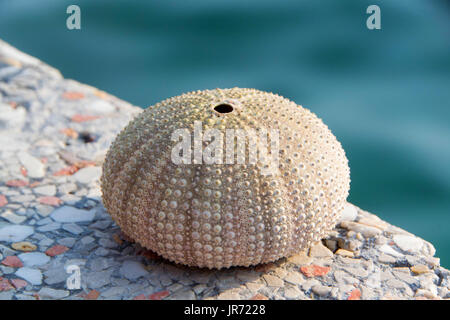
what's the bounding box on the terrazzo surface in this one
[0,39,449,300]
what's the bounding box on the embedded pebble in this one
[335,249,354,257]
[89,220,111,230]
[340,221,382,238]
[1,210,27,224]
[38,287,70,299]
[378,253,397,264]
[36,218,53,226]
[94,247,109,256]
[72,167,102,185]
[168,289,196,300]
[284,286,302,299]
[10,278,27,290]
[37,222,61,232]
[357,216,388,230]
[120,260,148,280]
[2,255,23,268]
[9,195,35,203]
[339,204,358,222]
[18,151,45,178]
[43,267,68,285]
[411,265,430,275]
[217,290,240,300]
[1,266,16,274]
[46,245,69,256]
[0,225,34,242]
[393,235,423,253]
[50,206,95,223]
[86,270,113,289]
[33,185,56,197]
[56,238,75,247]
[90,100,115,114]
[379,244,404,257]
[287,251,313,265]
[0,103,26,130]
[101,286,126,298]
[89,257,113,271]
[35,205,54,217]
[309,242,333,258]
[62,223,84,235]
[284,272,304,285]
[58,183,77,195]
[301,279,321,291]
[0,244,16,257]
[262,274,284,287]
[80,236,95,245]
[324,240,337,252]
[18,252,50,267]
[15,267,42,285]
[12,241,37,252]
[312,285,332,296]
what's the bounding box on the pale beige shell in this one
[101,88,350,269]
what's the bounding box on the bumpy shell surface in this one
[101,88,350,269]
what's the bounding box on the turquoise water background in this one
[1,0,449,267]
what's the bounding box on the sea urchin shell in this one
[101,88,350,269]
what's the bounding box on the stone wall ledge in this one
[0,39,448,300]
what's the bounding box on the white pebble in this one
[393,235,423,253]
[15,267,43,285]
[18,252,50,267]
[18,151,45,178]
[72,166,102,184]
[51,206,95,223]
[339,203,358,222]
[0,225,34,242]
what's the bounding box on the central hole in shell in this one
[214,104,234,113]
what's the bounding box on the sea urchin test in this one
[101,88,350,269]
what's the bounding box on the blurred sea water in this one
[0,0,449,266]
